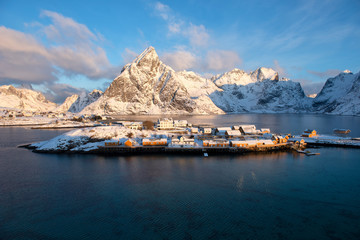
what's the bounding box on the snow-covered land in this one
[290,134,360,147]
[29,126,169,152]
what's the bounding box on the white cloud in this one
[0,26,55,83]
[161,50,198,71]
[296,78,325,95]
[0,11,119,86]
[273,60,287,77]
[307,69,341,79]
[205,50,242,72]
[153,2,209,48]
[160,48,242,73]
[41,10,98,45]
[184,24,209,47]
[42,83,87,103]
[154,2,171,21]
[121,48,139,64]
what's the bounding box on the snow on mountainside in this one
[54,95,79,113]
[313,70,360,115]
[81,46,319,115]
[209,67,310,113]
[0,85,57,112]
[69,90,103,113]
[81,47,224,115]
[55,90,103,113]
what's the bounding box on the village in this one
[12,116,360,154]
[97,118,308,155]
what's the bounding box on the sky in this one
[1,0,359,103]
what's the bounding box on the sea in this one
[0,113,360,240]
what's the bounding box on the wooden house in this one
[104,140,120,146]
[190,127,199,134]
[260,128,270,134]
[215,127,232,136]
[301,129,317,138]
[142,138,168,146]
[225,130,242,139]
[203,128,212,135]
[239,125,258,135]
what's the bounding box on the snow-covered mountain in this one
[81,47,224,115]
[81,46,316,115]
[55,90,103,113]
[209,67,310,113]
[313,70,360,115]
[0,85,57,112]
[2,46,358,116]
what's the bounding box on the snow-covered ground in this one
[289,134,360,147]
[29,126,170,152]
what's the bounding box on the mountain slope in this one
[55,90,103,113]
[313,70,360,115]
[82,47,224,115]
[0,85,57,112]
[209,67,310,113]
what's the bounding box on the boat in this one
[333,128,351,134]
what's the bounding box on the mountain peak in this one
[133,46,158,64]
[251,67,278,81]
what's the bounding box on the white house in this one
[190,127,199,134]
[123,122,143,130]
[157,118,174,130]
[174,120,188,128]
[225,130,242,138]
[215,127,232,135]
[203,128,212,135]
[239,125,259,135]
[170,136,195,146]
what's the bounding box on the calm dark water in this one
[1,114,360,240]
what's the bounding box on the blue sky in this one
[1,0,359,102]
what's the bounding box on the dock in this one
[94,143,293,156]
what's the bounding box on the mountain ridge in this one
[1,47,359,116]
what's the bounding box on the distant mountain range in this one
[1,47,359,116]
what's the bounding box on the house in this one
[174,120,188,128]
[157,118,174,130]
[22,111,34,117]
[231,139,274,148]
[301,129,317,138]
[225,130,242,139]
[124,122,143,130]
[232,126,240,130]
[190,127,199,134]
[272,135,287,144]
[104,140,120,146]
[239,125,258,135]
[142,138,168,146]
[203,140,229,147]
[124,139,133,147]
[203,128,212,135]
[260,128,270,134]
[215,127,232,136]
[171,136,195,146]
